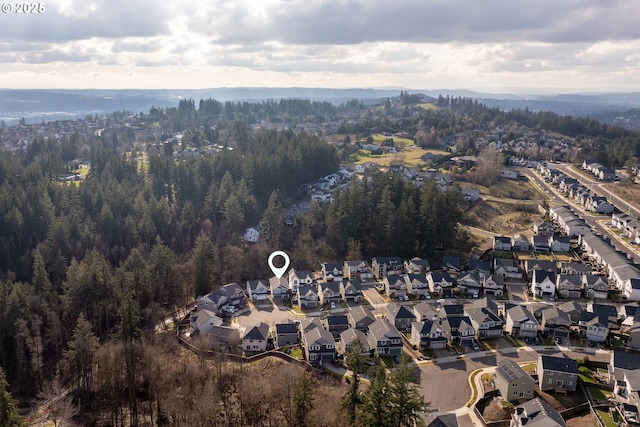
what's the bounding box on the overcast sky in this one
[1,0,639,92]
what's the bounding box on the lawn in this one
[417,102,438,111]
[579,365,596,384]
[596,409,617,427]
[587,386,611,402]
[371,133,415,147]
[352,146,448,167]
[290,347,303,359]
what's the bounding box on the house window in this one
[556,380,564,387]
[519,392,524,398]
[547,378,553,384]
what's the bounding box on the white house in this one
[243,226,260,243]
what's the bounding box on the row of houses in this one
[493,232,571,253]
[540,164,615,214]
[611,212,640,244]
[581,160,617,181]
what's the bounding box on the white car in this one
[330,302,336,309]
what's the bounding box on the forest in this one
[1,91,637,425]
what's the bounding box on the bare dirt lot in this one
[602,183,640,212]
[465,200,536,236]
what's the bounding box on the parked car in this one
[330,302,336,309]
[472,341,480,351]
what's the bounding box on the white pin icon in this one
[268,250,290,279]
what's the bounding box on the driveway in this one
[506,282,529,302]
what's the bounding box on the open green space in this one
[587,386,611,401]
[417,102,438,111]
[579,365,596,384]
[596,409,617,427]
[371,133,415,147]
[352,147,449,167]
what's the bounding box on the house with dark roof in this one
[442,303,465,318]
[340,278,363,302]
[560,262,592,276]
[532,235,550,253]
[274,321,299,348]
[510,397,567,427]
[457,272,481,298]
[384,275,408,298]
[441,255,461,277]
[299,318,336,365]
[467,259,491,280]
[494,235,512,252]
[297,284,318,309]
[371,256,403,279]
[318,281,342,306]
[549,235,571,253]
[537,355,578,392]
[427,271,454,297]
[531,270,556,299]
[269,276,290,300]
[411,320,447,349]
[582,275,609,299]
[322,314,349,338]
[494,258,523,280]
[404,274,430,297]
[386,302,417,331]
[321,262,344,282]
[242,322,270,352]
[404,257,431,274]
[540,307,571,338]
[483,274,505,297]
[556,274,583,299]
[368,318,403,355]
[423,412,459,427]
[442,315,475,345]
[288,269,314,292]
[494,359,535,401]
[347,305,376,332]
[343,260,374,281]
[465,305,503,338]
[579,303,617,343]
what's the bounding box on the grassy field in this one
[417,103,438,111]
[602,182,640,212]
[371,133,415,147]
[464,199,535,237]
[352,146,448,167]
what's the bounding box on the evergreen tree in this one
[0,367,23,427]
[64,313,99,392]
[358,366,390,427]
[292,374,314,427]
[192,231,214,297]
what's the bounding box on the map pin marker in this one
[268,250,290,279]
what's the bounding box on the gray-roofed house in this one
[371,256,403,279]
[274,321,299,348]
[534,221,555,236]
[465,306,503,338]
[423,412,459,427]
[494,258,523,280]
[510,397,567,427]
[457,272,481,298]
[206,325,241,352]
[442,303,465,318]
[384,275,408,299]
[441,255,461,277]
[494,359,535,401]
[368,318,403,355]
[347,305,376,332]
[442,316,475,345]
[288,269,314,292]
[190,309,223,335]
[386,302,417,331]
[340,278,363,302]
[537,355,578,392]
[300,318,336,365]
[343,260,374,281]
[404,257,431,274]
[532,235,550,253]
[579,303,617,343]
[505,306,539,339]
[269,276,290,300]
[557,300,583,325]
[549,235,571,253]
[413,302,440,322]
[318,281,342,306]
[242,322,270,353]
[246,279,270,301]
[467,259,491,280]
[494,235,512,252]
[297,284,318,309]
[411,320,447,349]
[556,274,583,299]
[339,328,370,355]
[532,270,556,299]
[582,275,609,299]
[540,307,571,338]
[483,274,505,297]
[512,234,530,252]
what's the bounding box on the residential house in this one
[323,315,349,338]
[556,274,583,299]
[549,235,571,253]
[540,307,572,338]
[243,226,260,243]
[427,271,454,297]
[340,278,363,302]
[288,269,314,292]
[482,274,505,297]
[339,328,370,355]
[442,303,465,318]
[344,260,374,281]
[322,262,344,282]
[579,303,617,343]
[583,275,609,299]
[386,303,417,331]
[299,318,336,365]
[297,284,319,309]
[318,281,342,307]
[494,360,535,401]
[246,279,270,301]
[462,188,480,201]
[457,272,481,298]
[510,398,567,427]
[467,259,491,280]
[206,325,241,352]
[512,234,530,252]
[196,282,247,313]
[501,168,520,180]
[560,262,592,276]
[269,276,290,300]
[494,235,512,252]
[557,300,584,325]
[442,315,475,345]
[465,303,503,338]
[532,270,556,299]
[533,221,555,236]
[410,320,447,350]
[441,255,461,277]
[624,278,640,301]
[524,259,557,279]
[384,275,408,299]
[404,257,431,274]
[424,413,460,427]
[242,322,270,352]
[404,274,430,297]
[367,318,403,356]
[531,235,550,253]
[347,305,376,332]
[494,258,523,280]
[537,355,578,392]
[274,321,299,348]
[609,350,640,383]
[371,256,403,279]
[190,309,223,335]
[505,306,539,339]
[412,301,440,322]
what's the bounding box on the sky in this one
[1,0,640,92]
